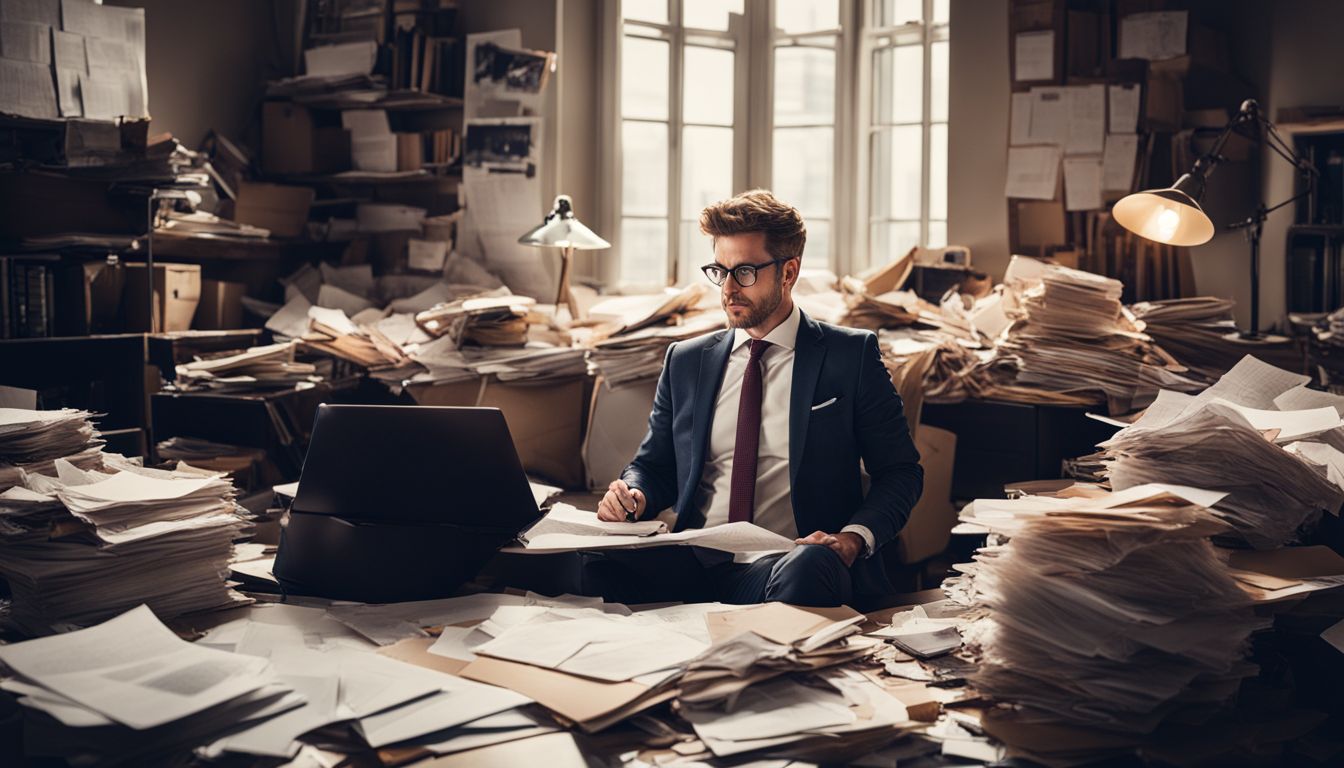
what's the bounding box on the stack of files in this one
[416,294,539,347]
[0,408,103,490]
[998,263,1204,414]
[408,339,588,385]
[1100,356,1344,549]
[0,459,250,634]
[0,605,298,766]
[586,310,727,385]
[959,484,1267,734]
[1130,296,1241,380]
[839,279,925,330]
[1220,544,1344,603]
[586,283,711,336]
[158,209,270,239]
[677,602,877,707]
[174,341,323,392]
[504,503,795,555]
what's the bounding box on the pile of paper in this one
[0,408,103,490]
[958,485,1265,733]
[174,341,324,392]
[586,310,726,386]
[1100,356,1344,549]
[0,459,250,634]
[585,284,711,336]
[416,294,540,347]
[0,605,297,766]
[408,339,588,385]
[1130,296,1240,380]
[997,262,1203,413]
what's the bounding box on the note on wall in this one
[1065,84,1106,155]
[1108,83,1141,133]
[1102,134,1140,192]
[1006,146,1063,201]
[1010,92,1033,146]
[1028,87,1069,145]
[1014,30,1054,82]
[1118,11,1188,61]
[1063,156,1104,211]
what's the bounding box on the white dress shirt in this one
[696,304,875,555]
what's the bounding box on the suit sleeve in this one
[619,343,679,518]
[847,332,923,549]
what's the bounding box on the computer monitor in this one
[274,404,543,602]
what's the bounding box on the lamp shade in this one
[518,194,610,250]
[1112,173,1216,247]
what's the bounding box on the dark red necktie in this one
[728,339,771,523]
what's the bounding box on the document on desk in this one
[681,678,856,742]
[519,519,795,555]
[0,605,276,730]
[521,503,667,542]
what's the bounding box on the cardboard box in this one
[194,279,246,330]
[234,181,315,239]
[894,425,956,565]
[261,101,351,175]
[396,132,424,171]
[53,259,124,336]
[123,263,201,332]
[582,376,658,490]
[407,374,592,489]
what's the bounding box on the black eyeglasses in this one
[700,258,788,287]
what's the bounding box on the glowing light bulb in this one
[1151,206,1181,242]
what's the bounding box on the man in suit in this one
[595,189,923,607]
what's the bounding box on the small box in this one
[235,181,315,239]
[396,132,424,171]
[54,259,124,335]
[123,263,202,332]
[262,101,351,175]
[194,279,246,330]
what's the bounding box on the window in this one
[606,0,947,288]
[863,0,949,268]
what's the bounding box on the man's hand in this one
[597,479,647,522]
[795,530,864,568]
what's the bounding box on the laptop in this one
[274,404,543,602]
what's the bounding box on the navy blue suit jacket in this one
[620,309,923,592]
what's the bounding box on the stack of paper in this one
[0,605,297,766]
[0,460,250,634]
[0,408,103,490]
[1130,296,1240,380]
[408,340,589,384]
[416,294,539,347]
[1101,356,1344,549]
[586,310,726,386]
[174,341,324,392]
[959,485,1265,733]
[997,263,1203,413]
[302,306,412,370]
[586,284,710,336]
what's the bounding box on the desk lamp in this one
[518,194,610,320]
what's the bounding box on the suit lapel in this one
[789,310,826,490]
[684,330,733,512]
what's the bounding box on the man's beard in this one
[723,274,783,329]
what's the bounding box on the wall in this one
[946,0,1010,280]
[106,0,296,149]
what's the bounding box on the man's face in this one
[713,232,788,330]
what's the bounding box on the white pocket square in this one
[810,397,838,411]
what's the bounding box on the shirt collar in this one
[731,302,801,353]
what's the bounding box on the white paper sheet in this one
[1102,133,1139,191]
[1005,146,1062,200]
[1063,156,1103,211]
[1009,91,1033,146]
[1014,30,1054,81]
[1108,83,1141,133]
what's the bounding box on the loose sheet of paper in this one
[1005,146,1062,200]
[1063,156,1103,211]
[1014,30,1053,81]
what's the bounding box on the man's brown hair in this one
[699,189,807,262]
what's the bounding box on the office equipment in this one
[517,194,611,320]
[273,404,542,602]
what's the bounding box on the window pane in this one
[680,220,716,286]
[873,45,922,125]
[871,222,921,263]
[933,0,949,24]
[684,46,734,126]
[622,36,668,120]
[872,125,922,219]
[684,0,743,31]
[930,123,947,220]
[773,127,833,217]
[775,0,837,33]
[682,125,733,214]
[623,0,667,24]
[928,220,947,248]
[931,41,949,123]
[774,46,834,126]
[622,121,668,216]
[877,0,922,26]
[621,218,668,286]
[803,218,830,263]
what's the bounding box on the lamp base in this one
[1220,330,1290,345]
